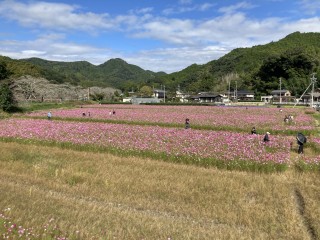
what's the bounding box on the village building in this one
[190,92,224,103]
[152,89,165,99]
[236,90,255,101]
[175,89,190,103]
[131,97,161,105]
[225,90,255,101]
[299,88,320,105]
[261,95,273,103]
[270,89,295,103]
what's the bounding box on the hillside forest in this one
[0,31,319,99]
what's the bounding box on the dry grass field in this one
[1,141,320,239]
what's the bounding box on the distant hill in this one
[20,57,165,89]
[1,31,320,97]
[0,55,43,78]
[160,31,320,96]
[1,55,166,91]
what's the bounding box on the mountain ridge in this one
[161,31,320,96]
[1,31,320,97]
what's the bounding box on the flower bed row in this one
[0,118,293,172]
[23,105,316,133]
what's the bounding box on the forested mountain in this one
[0,55,43,78]
[21,58,165,89]
[0,31,319,97]
[161,31,320,97]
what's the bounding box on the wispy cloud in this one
[129,7,153,15]
[179,0,192,5]
[298,0,320,15]
[162,2,214,15]
[218,1,255,14]
[199,3,215,11]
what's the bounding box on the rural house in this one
[271,89,294,103]
[225,90,255,101]
[152,89,165,99]
[190,92,224,103]
[299,88,320,105]
[236,90,255,101]
[175,89,190,102]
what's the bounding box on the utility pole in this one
[293,73,317,108]
[164,85,166,103]
[228,80,231,102]
[311,73,317,108]
[279,77,282,104]
[235,81,238,102]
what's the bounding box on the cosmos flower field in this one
[25,104,316,133]
[5,104,320,172]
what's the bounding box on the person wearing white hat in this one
[263,132,270,142]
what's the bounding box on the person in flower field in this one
[251,127,257,134]
[185,118,190,129]
[297,133,307,154]
[47,111,52,120]
[263,132,270,142]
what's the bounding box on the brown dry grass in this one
[0,141,320,239]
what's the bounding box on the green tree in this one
[139,85,153,97]
[0,62,10,80]
[255,51,314,95]
[0,82,16,112]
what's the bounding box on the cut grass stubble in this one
[0,142,318,239]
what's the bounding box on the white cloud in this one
[131,12,285,49]
[0,35,116,64]
[125,46,228,73]
[0,0,116,32]
[21,50,46,55]
[281,17,320,33]
[133,18,200,45]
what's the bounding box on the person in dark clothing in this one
[297,133,307,154]
[263,132,270,142]
[185,118,190,129]
[251,127,257,134]
[297,140,304,154]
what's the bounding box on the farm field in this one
[1,104,320,239]
[24,104,316,133]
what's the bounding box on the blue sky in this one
[0,0,320,73]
